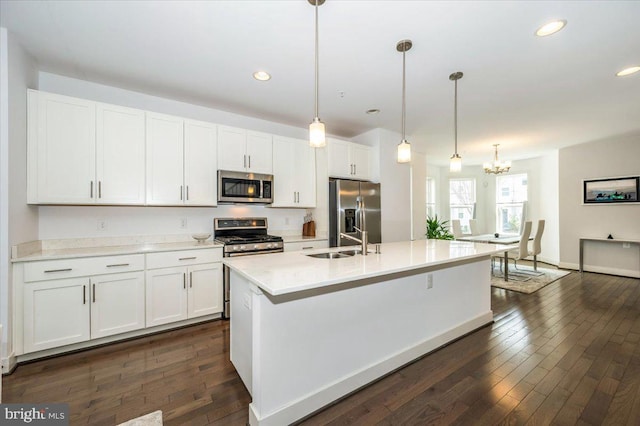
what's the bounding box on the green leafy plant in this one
[426,215,455,240]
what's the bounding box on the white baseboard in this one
[2,351,17,376]
[559,262,639,278]
[250,311,494,426]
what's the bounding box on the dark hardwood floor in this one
[3,271,640,425]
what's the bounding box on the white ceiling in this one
[2,0,639,165]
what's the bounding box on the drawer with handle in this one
[24,254,145,282]
[146,248,222,269]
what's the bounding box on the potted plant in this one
[426,215,455,240]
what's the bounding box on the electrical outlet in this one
[426,274,433,289]
[622,242,631,249]
[180,218,188,229]
[97,219,107,231]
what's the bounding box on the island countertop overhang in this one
[223,239,515,296]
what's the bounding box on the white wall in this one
[411,151,427,240]
[1,27,39,369]
[558,132,640,277]
[36,73,319,239]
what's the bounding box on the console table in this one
[579,238,640,275]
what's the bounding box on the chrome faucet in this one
[340,228,369,255]
[340,197,369,255]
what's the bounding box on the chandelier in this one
[483,144,511,174]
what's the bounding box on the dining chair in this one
[493,221,532,274]
[469,219,480,236]
[451,220,463,239]
[528,219,545,271]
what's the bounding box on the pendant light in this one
[449,71,463,172]
[309,0,326,148]
[483,144,512,174]
[396,39,412,163]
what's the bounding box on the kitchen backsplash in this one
[38,205,309,240]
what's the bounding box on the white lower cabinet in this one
[23,269,146,353]
[24,277,91,353]
[90,272,145,339]
[146,249,223,327]
[284,240,329,252]
[18,248,222,357]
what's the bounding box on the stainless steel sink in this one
[306,251,356,259]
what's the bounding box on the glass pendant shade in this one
[397,140,411,163]
[309,118,326,148]
[450,154,462,172]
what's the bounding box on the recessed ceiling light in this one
[616,66,640,77]
[366,109,380,115]
[535,19,567,37]
[253,71,271,81]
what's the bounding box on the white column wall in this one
[558,132,640,277]
[1,28,39,370]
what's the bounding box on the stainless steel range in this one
[214,217,284,318]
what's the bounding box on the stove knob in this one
[240,245,246,250]
[266,243,273,249]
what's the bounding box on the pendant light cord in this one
[454,78,458,155]
[401,49,406,140]
[314,0,319,119]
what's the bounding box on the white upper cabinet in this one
[146,114,218,206]
[96,103,146,204]
[272,136,316,208]
[218,125,273,174]
[146,112,185,205]
[28,90,96,204]
[327,138,372,181]
[28,90,146,205]
[184,119,218,206]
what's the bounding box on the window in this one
[449,178,475,233]
[426,177,436,218]
[496,173,527,234]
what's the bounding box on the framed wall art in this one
[583,176,639,204]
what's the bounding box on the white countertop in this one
[12,240,223,262]
[224,239,516,296]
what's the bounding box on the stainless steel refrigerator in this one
[329,179,381,247]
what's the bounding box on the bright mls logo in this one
[1,404,69,425]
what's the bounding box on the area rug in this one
[117,410,163,426]
[491,267,571,294]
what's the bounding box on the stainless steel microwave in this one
[217,170,273,204]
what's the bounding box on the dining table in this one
[456,233,525,281]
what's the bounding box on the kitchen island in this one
[224,239,514,426]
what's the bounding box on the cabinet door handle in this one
[92,283,96,303]
[183,273,186,289]
[106,263,130,268]
[44,268,72,273]
[302,246,314,250]
[179,256,196,261]
[180,185,183,201]
[248,155,251,169]
[354,164,357,175]
[98,181,102,198]
[186,185,189,201]
[293,192,296,203]
[90,181,94,198]
[189,271,193,288]
[244,155,247,168]
[83,285,86,304]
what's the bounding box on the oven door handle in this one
[225,249,283,257]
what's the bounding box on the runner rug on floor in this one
[491,267,571,294]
